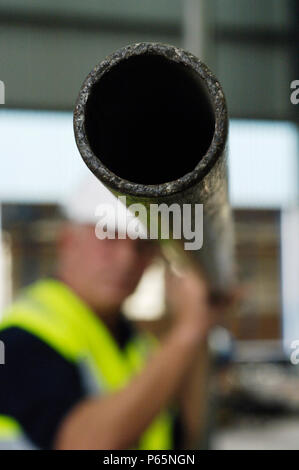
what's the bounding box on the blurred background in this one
[0,0,298,449]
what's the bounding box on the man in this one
[0,176,213,450]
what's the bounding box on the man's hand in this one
[165,265,213,343]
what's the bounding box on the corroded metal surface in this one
[74,42,234,290]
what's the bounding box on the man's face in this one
[59,224,158,313]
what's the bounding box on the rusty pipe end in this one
[74,42,228,199]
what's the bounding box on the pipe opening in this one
[84,54,215,185]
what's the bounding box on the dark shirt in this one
[0,326,86,448]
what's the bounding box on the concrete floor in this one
[212,417,299,450]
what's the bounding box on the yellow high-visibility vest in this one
[0,279,175,450]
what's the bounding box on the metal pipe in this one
[73,42,234,291]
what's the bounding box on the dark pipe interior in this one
[84,54,215,185]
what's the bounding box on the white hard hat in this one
[62,172,147,238]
